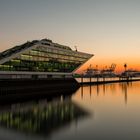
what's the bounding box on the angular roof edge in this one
[0,40,39,60]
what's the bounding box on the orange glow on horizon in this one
[76,56,140,74]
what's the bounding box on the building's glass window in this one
[0,45,91,72]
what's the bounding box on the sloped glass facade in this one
[0,45,91,73]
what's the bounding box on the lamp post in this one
[124,63,127,72]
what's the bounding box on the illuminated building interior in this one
[0,39,93,79]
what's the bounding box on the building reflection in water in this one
[0,95,89,137]
[80,82,134,104]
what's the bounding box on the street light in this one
[124,63,127,72]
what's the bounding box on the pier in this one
[76,76,140,85]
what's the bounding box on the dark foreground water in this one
[0,81,140,140]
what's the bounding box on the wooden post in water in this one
[90,84,92,97]
[97,76,99,83]
[81,85,83,99]
[81,74,83,83]
[119,76,121,81]
[90,76,91,83]
[103,77,105,82]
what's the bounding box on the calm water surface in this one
[0,81,140,140]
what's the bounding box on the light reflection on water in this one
[0,81,140,139]
[0,94,89,140]
[71,81,140,140]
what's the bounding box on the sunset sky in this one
[1,0,140,73]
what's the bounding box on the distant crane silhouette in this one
[109,63,116,72]
[84,64,100,76]
[101,63,116,73]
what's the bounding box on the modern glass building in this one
[0,39,93,79]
